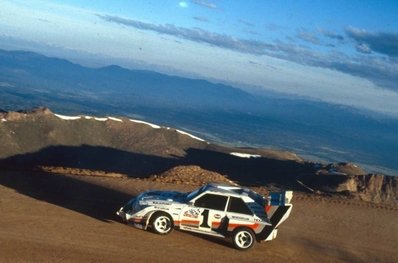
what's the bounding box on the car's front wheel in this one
[150,212,174,235]
[232,227,256,250]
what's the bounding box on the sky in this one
[1,0,398,117]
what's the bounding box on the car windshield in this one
[185,185,206,202]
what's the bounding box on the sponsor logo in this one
[152,201,170,205]
[214,214,221,219]
[231,216,250,221]
[183,208,200,218]
[154,207,169,210]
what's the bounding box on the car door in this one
[225,196,257,233]
[179,193,228,236]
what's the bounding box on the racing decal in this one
[227,223,259,232]
[211,221,221,228]
[199,209,211,228]
[182,225,203,232]
[231,215,250,221]
[269,206,291,226]
[181,219,200,227]
[152,201,170,205]
[181,226,224,236]
[154,207,170,210]
[183,208,200,219]
[128,217,144,224]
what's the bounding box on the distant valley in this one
[1,49,397,175]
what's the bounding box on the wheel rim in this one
[235,230,253,249]
[153,216,171,234]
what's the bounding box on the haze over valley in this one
[1,49,397,175]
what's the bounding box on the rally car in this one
[116,183,293,250]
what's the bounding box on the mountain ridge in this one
[0,107,396,204]
[1,49,398,176]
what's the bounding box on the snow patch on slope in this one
[230,152,261,158]
[108,117,123,122]
[54,114,81,120]
[94,117,108,121]
[52,112,206,143]
[54,113,125,122]
[130,119,161,129]
[1,118,7,122]
[176,129,205,142]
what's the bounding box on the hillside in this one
[0,107,302,181]
[1,170,396,262]
[0,107,396,204]
[1,107,397,262]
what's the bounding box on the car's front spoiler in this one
[116,209,127,222]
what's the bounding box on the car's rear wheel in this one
[151,212,173,235]
[232,227,255,250]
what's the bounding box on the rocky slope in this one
[298,162,398,204]
[149,165,237,186]
[0,107,397,204]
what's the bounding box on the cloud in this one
[355,43,371,54]
[97,14,275,55]
[97,14,398,92]
[319,29,344,41]
[269,40,398,92]
[239,19,255,27]
[191,0,217,9]
[346,27,398,57]
[193,16,209,23]
[272,40,324,64]
[327,56,398,91]
[297,30,320,45]
[245,29,260,36]
[266,24,285,32]
[248,60,261,66]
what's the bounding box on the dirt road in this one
[0,171,397,262]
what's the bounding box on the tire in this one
[232,227,256,250]
[150,212,174,235]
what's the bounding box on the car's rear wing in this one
[268,191,293,205]
[258,191,293,241]
[265,191,293,214]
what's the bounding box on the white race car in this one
[117,183,293,250]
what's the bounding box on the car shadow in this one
[0,144,313,223]
[183,148,314,189]
[0,144,314,188]
[176,229,234,249]
[0,144,179,177]
[0,169,135,222]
